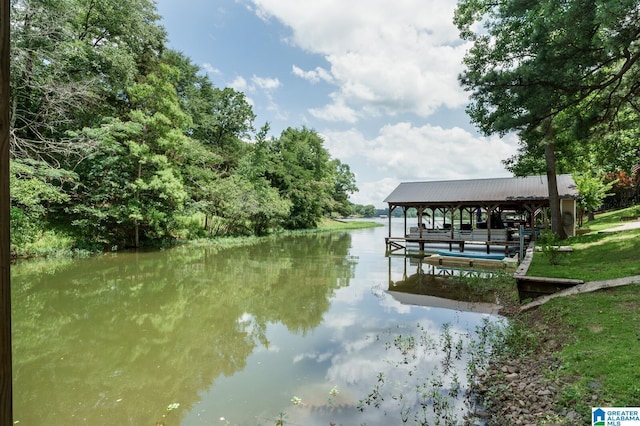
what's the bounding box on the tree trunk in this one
[135,161,141,248]
[0,0,13,423]
[543,136,567,239]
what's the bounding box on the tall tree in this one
[455,0,640,238]
[162,52,255,175]
[326,159,357,217]
[9,0,166,162]
[266,127,333,229]
[70,64,190,248]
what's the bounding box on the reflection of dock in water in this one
[387,257,502,315]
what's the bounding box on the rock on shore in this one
[470,321,584,425]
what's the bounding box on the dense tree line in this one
[8,0,357,253]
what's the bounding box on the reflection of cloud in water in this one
[284,315,488,425]
[331,280,369,304]
[378,289,414,314]
[326,318,442,383]
[323,310,359,330]
[293,351,333,364]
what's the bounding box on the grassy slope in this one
[517,206,640,421]
[541,284,640,414]
[527,206,640,282]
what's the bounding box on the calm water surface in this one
[12,219,502,425]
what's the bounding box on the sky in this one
[155,0,520,208]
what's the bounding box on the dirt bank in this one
[471,308,585,425]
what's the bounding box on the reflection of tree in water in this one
[12,232,356,425]
[240,232,356,334]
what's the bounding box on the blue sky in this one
[156,0,519,208]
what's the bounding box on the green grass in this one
[579,205,640,231]
[513,206,640,423]
[526,228,640,282]
[317,217,382,230]
[541,284,640,419]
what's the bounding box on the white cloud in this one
[249,0,469,123]
[291,65,333,84]
[309,97,359,123]
[228,76,255,106]
[251,75,281,90]
[237,1,519,208]
[322,123,519,207]
[229,75,250,92]
[202,63,221,75]
[229,75,284,110]
[349,178,404,208]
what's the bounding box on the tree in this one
[70,64,190,248]
[590,108,640,174]
[206,174,291,236]
[455,0,640,239]
[266,127,333,229]
[574,172,615,225]
[166,55,256,175]
[353,204,376,218]
[10,159,75,250]
[9,0,166,163]
[233,124,292,235]
[326,159,357,217]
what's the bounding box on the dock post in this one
[519,224,525,261]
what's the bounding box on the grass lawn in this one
[527,205,640,282]
[511,205,640,422]
[526,228,640,282]
[317,217,382,230]
[540,284,640,415]
[577,205,640,232]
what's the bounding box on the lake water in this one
[12,219,502,425]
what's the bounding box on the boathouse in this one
[383,174,579,253]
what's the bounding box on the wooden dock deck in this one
[385,235,520,255]
[385,225,522,255]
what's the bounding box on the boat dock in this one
[382,175,580,259]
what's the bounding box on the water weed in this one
[357,318,511,425]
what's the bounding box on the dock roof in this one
[383,174,578,207]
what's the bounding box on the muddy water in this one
[12,219,502,425]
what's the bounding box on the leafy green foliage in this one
[574,173,615,225]
[10,159,76,251]
[265,127,349,229]
[8,2,358,254]
[455,0,640,237]
[537,230,565,266]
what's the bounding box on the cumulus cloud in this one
[229,74,283,109]
[238,1,518,207]
[309,97,359,123]
[291,65,334,84]
[322,123,519,206]
[229,75,250,92]
[251,75,281,90]
[249,0,469,122]
[202,63,221,75]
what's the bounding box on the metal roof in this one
[383,174,578,205]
